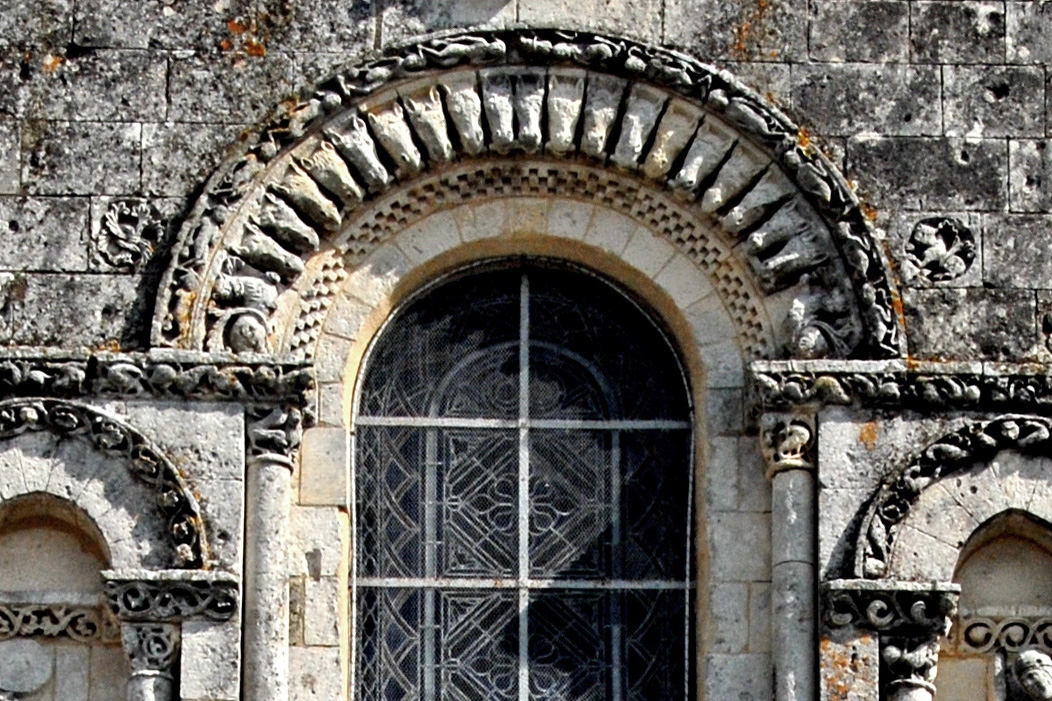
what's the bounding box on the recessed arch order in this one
[151,29,904,363]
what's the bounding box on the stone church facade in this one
[1,2,1052,701]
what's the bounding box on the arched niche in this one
[152,29,904,363]
[935,512,1052,701]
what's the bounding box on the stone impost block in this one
[943,65,1045,138]
[791,64,941,137]
[847,136,1007,211]
[299,426,348,507]
[809,1,909,63]
[911,1,1006,64]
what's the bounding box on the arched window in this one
[353,262,695,700]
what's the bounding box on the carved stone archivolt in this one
[854,415,1052,579]
[0,398,210,568]
[152,29,902,361]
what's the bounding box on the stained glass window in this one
[354,263,695,701]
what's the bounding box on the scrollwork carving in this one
[0,603,119,643]
[104,578,238,622]
[121,623,180,672]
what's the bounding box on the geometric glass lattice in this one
[355,264,694,700]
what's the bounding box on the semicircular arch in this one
[0,399,210,569]
[152,29,903,362]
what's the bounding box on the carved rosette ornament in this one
[823,581,959,701]
[153,29,903,361]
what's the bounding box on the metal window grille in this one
[354,265,694,701]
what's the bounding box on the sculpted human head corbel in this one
[1014,648,1052,700]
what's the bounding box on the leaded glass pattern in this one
[354,265,694,701]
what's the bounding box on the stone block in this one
[620,225,676,278]
[168,52,301,124]
[22,121,141,195]
[88,644,129,701]
[705,653,772,700]
[943,66,1044,138]
[685,293,738,347]
[790,64,940,137]
[123,401,245,482]
[1008,2,1052,64]
[820,630,879,701]
[710,582,749,653]
[342,243,408,308]
[27,50,166,121]
[0,197,89,271]
[313,333,354,384]
[666,0,807,62]
[706,436,740,511]
[0,273,140,347]
[888,523,960,580]
[888,211,982,288]
[303,576,342,646]
[0,117,17,194]
[194,478,246,571]
[934,657,991,701]
[698,338,745,389]
[0,0,71,49]
[718,62,791,109]
[707,388,744,436]
[289,646,343,701]
[902,288,1037,361]
[396,210,462,265]
[520,0,661,43]
[73,0,250,50]
[738,436,771,512]
[818,487,870,579]
[54,645,89,701]
[847,136,1006,211]
[299,426,348,506]
[809,1,909,63]
[265,0,375,53]
[181,620,241,700]
[316,381,345,428]
[654,254,714,311]
[772,471,814,565]
[323,293,371,341]
[382,0,514,44]
[582,208,636,256]
[911,1,1006,63]
[710,512,770,582]
[1010,139,1052,213]
[984,214,1052,288]
[142,122,245,197]
[748,582,771,653]
[546,199,592,241]
[290,506,347,578]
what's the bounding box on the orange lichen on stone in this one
[860,202,878,222]
[228,19,248,34]
[859,421,879,450]
[731,0,774,59]
[41,54,63,73]
[245,39,266,57]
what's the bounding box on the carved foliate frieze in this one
[153,29,901,361]
[855,416,1052,579]
[0,352,312,406]
[0,603,120,643]
[0,399,209,568]
[104,578,238,622]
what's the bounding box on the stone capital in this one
[760,411,816,479]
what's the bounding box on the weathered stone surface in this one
[0,117,17,194]
[902,288,1037,361]
[943,65,1045,138]
[289,506,346,578]
[264,0,375,52]
[749,582,772,652]
[1009,139,1052,213]
[666,0,807,61]
[711,511,771,582]
[911,1,1006,63]
[289,646,342,701]
[73,0,250,50]
[298,426,347,506]
[1008,2,1052,64]
[984,214,1052,289]
[142,122,246,197]
[809,1,909,63]
[705,653,772,700]
[0,197,89,271]
[25,50,166,121]
[711,582,750,653]
[0,0,70,49]
[0,273,139,347]
[21,121,140,196]
[790,64,941,136]
[715,61,791,107]
[520,0,662,43]
[382,0,514,44]
[181,620,241,700]
[302,576,341,646]
[847,136,1006,210]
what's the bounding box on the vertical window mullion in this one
[517,273,531,701]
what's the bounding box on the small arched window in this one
[353,262,694,700]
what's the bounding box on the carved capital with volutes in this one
[246,404,304,472]
[759,411,816,479]
[121,622,180,674]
